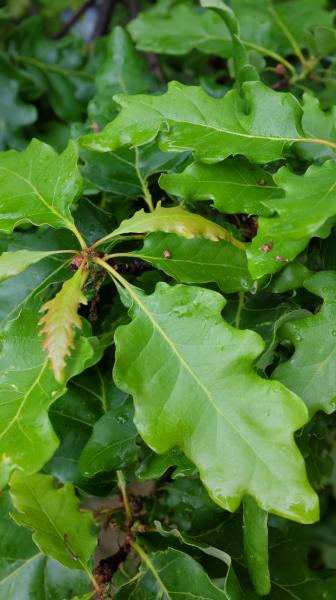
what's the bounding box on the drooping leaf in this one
[0,490,90,600]
[160,158,279,216]
[113,280,318,522]
[129,232,253,292]
[115,547,229,599]
[247,161,336,279]
[0,139,83,237]
[79,80,308,164]
[243,496,270,596]
[10,471,97,570]
[99,205,244,248]
[128,2,232,57]
[0,249,65,282]
[273,271,336,416]
[0,304,100,487]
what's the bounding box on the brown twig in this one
[91,0,114,39]
[53,0,96,39]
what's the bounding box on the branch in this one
[91,0,115,39]
[53,0,96,39]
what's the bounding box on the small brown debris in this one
[258,179,266,186]
[275,63,287,77]
[90,120,101,132]
[70,254,84,271]
[163,249,172,259]
[274,255,289,263]
[260,241,273,254]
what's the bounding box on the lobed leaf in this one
[0,249,64,283]
[10,471,97,570]
[0,139,82,237]
[113,281,318,522]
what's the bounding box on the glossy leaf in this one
[79,80,307,164]
[113,280,318,522]
[0,139,83,236]
[115,547,228,599]
[101,205,244,248]
[0,304,99,486]
[274,271,336,416]
[129,232,253,292]
[248,161,336,279]
[39,267,88,382]
[79,396,138,478]
[0,490,89,600]
[243,496,270,596]
[0,249,64,282]
[10,471,97,570]
[160,158,279,216]
[128,2,232,57]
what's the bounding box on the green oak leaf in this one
[0,249,67,282]
[79,396,138,478]
[9,471,97,570]
[129,232,253,292]
[137,447,197,481]
[243,496,270,596]
[296,93,336,161]
[113,280,318,522]
[0,490,90,600]
[115,547,229,599]
[0,304,101,487]
[0,73,37,151]
[128,2,232,57]
[160,158,279,216]
[248,161,336,279]
[273,271,336,417]
[99,205,244,248]
[79,80,308,164]
[0,139,83,238]
[88,26,157,124]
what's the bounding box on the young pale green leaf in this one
[0,249,66,282]
[10,471,97,570]
[79,80,308,164]
[39,267,88,383]
[99,205,245,249]
[248,161,336,279]
[243,496,270,596]
[0,490,90,600]
[0,304,99,487]
[273,272,336,417]
[0,139,83,239]
[160,158,279,216]
[88,26,157,123]
[129,233,253,292]
[113,280,318,523]
[115,547,228,599]
[79,397,138,478]
[128,2,232,57]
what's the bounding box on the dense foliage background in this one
[1,0,336,598]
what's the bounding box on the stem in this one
[68,224,87,250]
[78,559,101,595]
[13,53,94,80]
[242,40,296,76]
[135,148,155,212]
[267,3,306,66]
[53,0,96,39]
[117,470,133,525]
[289,58,320,84]
[132,541,170,596]
[235,292,245,329]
